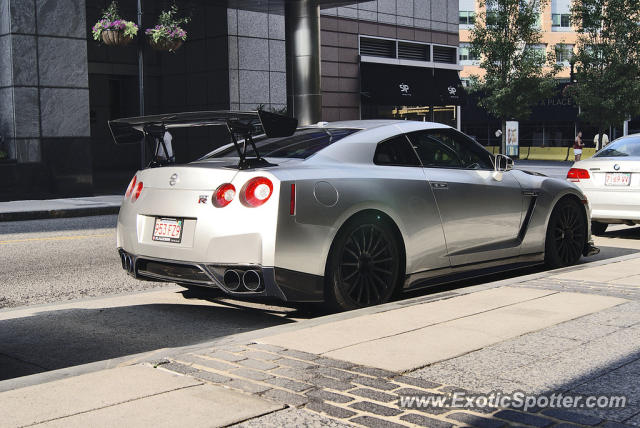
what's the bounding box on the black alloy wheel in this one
[545,198,587,268]
[326,217,401,311]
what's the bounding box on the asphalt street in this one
[0,160,638,385]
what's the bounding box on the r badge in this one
[198,195,208,204]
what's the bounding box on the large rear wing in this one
[108,110,298,169]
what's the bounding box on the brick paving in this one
[159,341,636,428]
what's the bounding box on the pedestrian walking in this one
[593,132,609,151]
[574,131,584,161]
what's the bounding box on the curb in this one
[0,206,121,222]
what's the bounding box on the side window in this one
[374,135,421,167]
[408,130,493,169]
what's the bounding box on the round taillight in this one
[242,177,273,207]
[213,183,236,208]
[125,176,137,198]
[132,181,143,201]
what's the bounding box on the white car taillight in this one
[213,183,236,208]
[132,181,143,202]
[125,176,137,198]
[242,177,273,207]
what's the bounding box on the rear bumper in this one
[583,188,640,222]
[118,249,324,302]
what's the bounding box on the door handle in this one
[431,182,449,189]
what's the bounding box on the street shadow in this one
[599,225,640,240]
[0,298,299,382]
[402,245,638,301]
[179,287,331,318]
[580,245,639,264]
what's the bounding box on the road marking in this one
[0,234,111,244]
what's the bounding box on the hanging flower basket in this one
[148,37,183,52]
[101,29,134,46]
[92,2,138,47]
[145,5,190,53]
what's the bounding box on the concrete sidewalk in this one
[1,255,639,427]
[0,195,122,221]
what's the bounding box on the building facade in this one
[457,0,585,150]
[0,0,461,201]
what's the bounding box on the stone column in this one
[0,0,41,163]
[285,0,322,125]
[0,0,91,196]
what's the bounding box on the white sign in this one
[505,121,519,157]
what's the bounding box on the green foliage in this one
[568,0,640,131]
[102,1,120,22]
[158,4,190,29]
[145,4,190,48]
[91,1,138,41]
[468,0,561,125]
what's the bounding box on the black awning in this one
[360,62,465,106]
[433,68,466,106]
[360,62,434,106]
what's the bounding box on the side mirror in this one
[493,154,513,181]
[495,154,514,172]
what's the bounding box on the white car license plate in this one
[605,173,631,186]
[152,217,184,243]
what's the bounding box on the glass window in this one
[374,135,421,167]
[525,44,547,60]
[407,129,493,169]
[207,128,359,159]
[595,137,640,157]
[555,44,573,62]
[552,13,571,27]
[459,11,476,25]
[459,43,479,61]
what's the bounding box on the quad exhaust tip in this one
[120,252,134,273]
[223,269,241,291]
[243,270,261,291]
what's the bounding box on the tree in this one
[568,0,640,146]
[468,0,560,154]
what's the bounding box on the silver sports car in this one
[111,111,598,311]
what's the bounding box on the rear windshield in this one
[595,137,640,157]
[207,128,359,159]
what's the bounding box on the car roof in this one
[304,119,452,132]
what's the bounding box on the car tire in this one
[545,198,587,268]
[325,214,402,311]
[591,221,608,236]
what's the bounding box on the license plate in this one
[152,217,184,243]
[605,173,631,186]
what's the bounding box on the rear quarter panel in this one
[271,163,449,277]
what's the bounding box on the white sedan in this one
[568,134,640,234]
